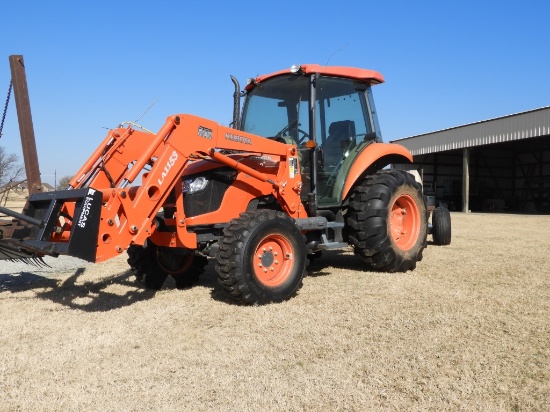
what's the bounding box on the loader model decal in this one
[197,126,212,139]
[158,150,179,186]
[77,188,96,228]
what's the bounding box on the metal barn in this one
[391,107,550,214]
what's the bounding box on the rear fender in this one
[341,143,413,200]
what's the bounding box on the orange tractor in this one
[0,64,450,304]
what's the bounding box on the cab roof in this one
[245,64,384,91]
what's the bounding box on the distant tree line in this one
[57,175,73,189]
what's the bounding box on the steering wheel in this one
[295,128,310,145]
[275,121,310,145]
[275,120,298,138]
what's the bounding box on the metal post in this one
[462,147,470,213]
[9,55,41,193]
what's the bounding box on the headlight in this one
[182,176,209,194]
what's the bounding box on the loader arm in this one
[0,114,306,263]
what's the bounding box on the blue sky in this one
[1,0,549,186]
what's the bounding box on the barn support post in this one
[9,55,41,193]
[462,147,470,213]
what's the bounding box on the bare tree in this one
[0,146,23,187]
[58,175,73,189]
[0,147,23,205]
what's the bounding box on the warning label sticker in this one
[289,157,297,178]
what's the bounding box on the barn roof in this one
[391,106,550,156]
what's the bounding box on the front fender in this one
[341,143,413,200]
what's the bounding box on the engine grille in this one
[184,168,236,217]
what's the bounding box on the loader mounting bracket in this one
[0,188,103,262]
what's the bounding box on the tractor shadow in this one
[0,271,59,292]
[306,249,367,277]
[36,269,158,311]
[1,268,157,312]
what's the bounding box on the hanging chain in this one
[0,80,13,138]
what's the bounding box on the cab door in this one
[313,76,378,206]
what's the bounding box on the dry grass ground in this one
[0,210,548,411]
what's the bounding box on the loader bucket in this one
[0,188,103,263]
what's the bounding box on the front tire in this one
[346,170,428,272]
[216,210,307,305]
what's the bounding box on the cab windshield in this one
[241,75,310,144]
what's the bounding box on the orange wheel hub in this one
[253,234,293,287]
[389,194,420,251]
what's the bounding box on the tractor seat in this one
[324,120,356,169]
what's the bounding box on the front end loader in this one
[0,64,449,304]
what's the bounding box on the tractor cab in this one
[238,64,384,207]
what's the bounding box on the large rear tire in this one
[215,210,307,305]
[346,170,428,272]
